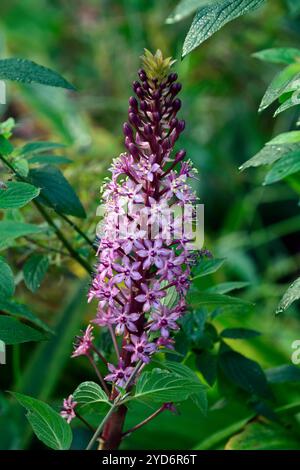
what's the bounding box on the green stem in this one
[86,404,116,450]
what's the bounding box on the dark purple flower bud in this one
[129,96,138,109]
[138,68,147,81]
[144,124,153,135]
[153,90,161,100]
[152,111,160,122]
[177,120,185,133]
[123,122,133,139]
[140,101,148,112]
[170,83,182,96]
[129,112,142,128]
[135,87,144,99]
[168,72,178,83]
[132,80,141,92]
[170,118,178,129]
[128,143,140,159]
[172,99,181,112]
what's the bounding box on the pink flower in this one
[149,306,180,338]
[135,239,170,269]
[60,395,77,424]
[114,308,141,335]
[112,257,142,288]
[72,325,94,358]
[124,333,156,363]
[135,282,166,311]
[105,360,134,387]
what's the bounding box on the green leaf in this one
[276,277,300,314]
[182,0,265,57]
[286,0,300,16]
[225,422,300,450]
[274,90,300,116]
[266,365,300,384]
[195,351,218,386]
[192,258,225,280]
[0,58,75,90]
[0,135,14,155]
[0,221,44,249]
[19,141,66,156]
[189,292,254,310]
[28,165,86,218]
[0,257,14,299]
[13,159,29,177]
[0,315,47,344]
[220,327,261,339]
[264,151,300,185]
[73,381,110,407]
[162,361,207,414]
[206,281,249,294]
[253,48,300,65]
[219,350,271,399]
[0,298,52,334]
[12,392,72,450]
[166,0,214,24]
[28,155,72,165]
[259,63,300,112]
[131,368,205,404]
[239,132,300,171]
[23,254,49,292]
[0,181,40,209]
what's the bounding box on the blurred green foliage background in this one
[0,0,299,450]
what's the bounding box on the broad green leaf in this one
[0,221,44,249]
[206,281,249,294]
[274,91,300,116]
[195,351,218,386]
[23,254,49,292]
[225,422,300,450]
[253,48,300,65]
[266,365,300,384]
[12,393,72,450]
[192,258,225,280]
[0,135,14,155]
[13,159,29,177]
[268,131,300,144]
[0,298,52,333]
[220,327,261,339]
[28,165,86,218]
[219,350,271,399]
[19,141,66,156]
[182,0,265,57]
[259,63,300,112]
[73,381,110,407]
[239,132,300,171]
[0,316,47,344]
[0,58,75,90]
[28,155,72,165]
[264,151,300,185]
[0,257,14,299]
[166,0,214,24]
[276,277,300,314]
[189,292,254,310]
[163,361,207,414]
[0,181,40,209]
[131,369,205,404]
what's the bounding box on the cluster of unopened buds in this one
[61,50,206,443]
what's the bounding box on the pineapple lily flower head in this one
[62,50,202,422]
